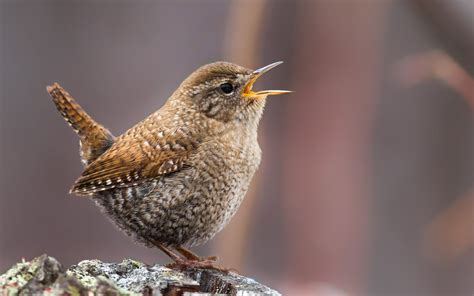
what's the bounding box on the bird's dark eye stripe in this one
[219,83,234,94]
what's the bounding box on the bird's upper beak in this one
[242,61,292,98]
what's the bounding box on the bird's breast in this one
[191,137,261,227]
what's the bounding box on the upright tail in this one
[47,83,115,166]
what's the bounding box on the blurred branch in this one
[213,0,267,271]
[222,0,267,67]
[422,189,474,264]
[282,2,388,293]
[413,0,474,53]
[397,50,474,263]
[396,50,474,110]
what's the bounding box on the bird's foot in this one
[195,255,218,262]
[166,258,233,273]
[175,246,218,262]
[155,244,233,272]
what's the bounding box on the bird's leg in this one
[150,241,230,272]
[175,246,218,262]
[154,242,185,262]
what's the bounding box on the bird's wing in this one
[71,120,198,196]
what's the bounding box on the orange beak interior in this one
[242,61,292,98]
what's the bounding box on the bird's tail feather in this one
[47,83,115,166]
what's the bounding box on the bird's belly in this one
[93,151,260,247]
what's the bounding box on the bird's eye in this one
[219,83,234,94]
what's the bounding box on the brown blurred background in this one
[1,0,473,295]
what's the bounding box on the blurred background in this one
[1,0,473,295]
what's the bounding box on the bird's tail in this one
[47,83,115,166]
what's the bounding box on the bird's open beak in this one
[242,61,292,98]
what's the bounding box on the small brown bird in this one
[47,61,290,269]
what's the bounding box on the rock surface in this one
[0,255,280,295]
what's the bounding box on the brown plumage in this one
[47,61,290,269]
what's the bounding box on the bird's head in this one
[177,61,290,124]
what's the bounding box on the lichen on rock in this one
[0,254,69,295]
[67,258,200,294]
[0,255,280,295]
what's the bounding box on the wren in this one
[47,61,290,269]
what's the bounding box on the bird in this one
[47,61,290,270]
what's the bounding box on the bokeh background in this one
[1,1,473,295]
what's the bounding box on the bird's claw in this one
[201,255,218,262]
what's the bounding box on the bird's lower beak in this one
[242,61,292,98]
